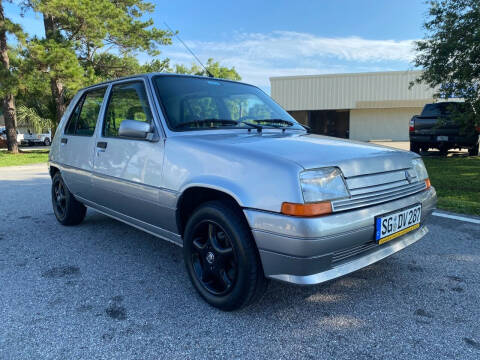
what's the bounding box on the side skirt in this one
[76,195,183,247]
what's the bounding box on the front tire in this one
[51,172,87,225]
[183,200,267,311]
[439,146,449,156]
[44,138,51,146]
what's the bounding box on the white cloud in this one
[160,31,417,90]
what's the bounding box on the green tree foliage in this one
[24,0,174,125]
[3,1,242,137]
[89,53,144,80]
[89,53,171,81]
[174,58,241,81]
[16,104,53,133]
[13,45,57,133]
[413,0,480,133]
[0,13,24,99]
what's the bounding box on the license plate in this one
[437,136,448,141]
[375,204,422,244]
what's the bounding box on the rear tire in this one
[51,172,87,226]
[469,143,479,156]
[44,138,51,146]
[439,146,449,156]
[183,200,267,311]
[410,142,421,154]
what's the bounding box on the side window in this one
[103,81,153,137]
[64,88,106,136]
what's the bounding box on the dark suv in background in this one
[409,102,479,156]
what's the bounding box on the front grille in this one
[331,241,378,266]
[331,169,426,212]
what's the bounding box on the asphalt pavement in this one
[1,164,479,359]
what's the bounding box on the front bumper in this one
[244,187,437,285]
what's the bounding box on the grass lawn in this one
[423,156,480,216]
[0,150,49,167]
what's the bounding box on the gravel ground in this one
[1,164,479,360]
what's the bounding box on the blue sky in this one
[5,0,430,91]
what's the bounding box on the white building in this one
[270,70,436,141]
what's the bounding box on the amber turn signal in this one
[281,201,332,217]
[425,178,431,189]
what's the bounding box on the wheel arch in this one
[49,165,60,178]
[176,184,247,237]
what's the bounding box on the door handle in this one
[61,138,68,144]
[96,141,107,157]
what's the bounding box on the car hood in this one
[179,131,416,177]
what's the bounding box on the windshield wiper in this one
[174,119,239,129]
[238,121,263,132]
[174,119,265,132]
[248,118,294,127]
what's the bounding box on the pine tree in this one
[0,0,25,153]
[25,0,174,126]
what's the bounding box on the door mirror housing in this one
[118,120,154,140]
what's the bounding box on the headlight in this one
[412,158,428,181]
[300,167,350,203]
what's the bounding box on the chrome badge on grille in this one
[405,170,414,183]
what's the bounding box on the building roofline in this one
[269,69,423,82]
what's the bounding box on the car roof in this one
[79,73,254,92]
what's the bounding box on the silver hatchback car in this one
[49,74,437,310]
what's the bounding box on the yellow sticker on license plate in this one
[378,223,420,245]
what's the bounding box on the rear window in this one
[421,103,466,117]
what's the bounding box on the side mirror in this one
[118,120,153,140]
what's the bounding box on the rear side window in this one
[65,88,107,136]
[103,81,153,137]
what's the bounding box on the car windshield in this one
[153,76,303,131]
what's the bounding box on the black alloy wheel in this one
[52,174,67,219]
[51,172,87,225]
[190,220,237,296]
[183,200,268,310]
